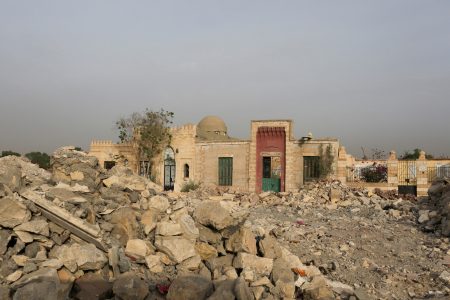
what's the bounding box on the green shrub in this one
[181,180,200,192]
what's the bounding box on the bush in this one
[180,180,200,192]
[361,164,387,182]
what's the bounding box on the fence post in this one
[387,150,398,190]
[337,146,347,183]
[416,150,428,196]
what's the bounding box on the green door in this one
[218,157,233,186]
[262,156,280,192]
[262,178,280,192]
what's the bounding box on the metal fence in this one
[428,165,450,182]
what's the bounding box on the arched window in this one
[184,164,190,178]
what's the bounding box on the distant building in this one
[89,116,343,192]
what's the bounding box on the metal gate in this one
[164,147,176,191]
[398,160,417,196]
[164,161,175,191]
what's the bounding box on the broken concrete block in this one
[141,209,158,234]
[195,242,218,260]
[125,239,152,262]
[233,253,273,276]
[177,214,199,239]
[145,255,164,273]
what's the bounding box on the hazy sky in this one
[1,1,449,158]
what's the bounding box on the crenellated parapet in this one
[170,123,197,136]
[91,140,114,145]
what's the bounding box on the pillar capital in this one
[419,150,426,160]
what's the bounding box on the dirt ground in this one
[248,198,450,300]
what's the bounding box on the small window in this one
[304,156,320,182]
[104,161,116,170]
[184,164,190,178]
[218,157,233,186]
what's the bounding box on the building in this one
[89,116,343,192]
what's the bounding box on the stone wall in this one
[195,141,250,192]
[89,140,137,171]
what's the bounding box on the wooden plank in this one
[20,190,107,252]
[21,190,100,237]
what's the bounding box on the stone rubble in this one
[0,147,448,299]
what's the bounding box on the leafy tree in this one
[25,152,50,169]
[116,108,174,177]
[1,150,21,157]
[74,147,83,151]
[319,144,334,178]
[400,148,434,160]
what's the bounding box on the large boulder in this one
[166,275,213,300]
[148,195,170,212]
[155,236,196,263]
[11,268,60,300]
[113,272,148,300]
[125,239,153,262]
[14,219,49,236]
[302,276,335,300]
[428,180,448,199]
[0,159,22,192]
[0,197,31,228]
[193,201,237,230]
[72,273,113,300]
[52,244,107,271]
[233,253,273,277]
[225,227,257,255]
[155,221,182,236]
[272,259,295,299]
[208,280,235,300]
[110,208,139,246]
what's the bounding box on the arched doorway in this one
[164,147,175,191]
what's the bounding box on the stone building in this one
[89,116,344,192]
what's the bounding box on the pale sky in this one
[1,1,449,158]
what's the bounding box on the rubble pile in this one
[0,148,449,299]
[418,178,450,236]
